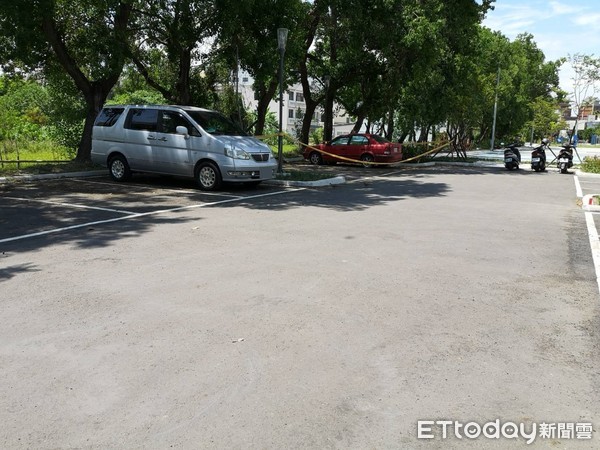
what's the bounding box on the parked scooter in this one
[504,143,521,170]
[530,138,549,172]
[557,144,574,174]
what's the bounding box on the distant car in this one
[303,133,403,166]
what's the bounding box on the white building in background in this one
[235,71,358,140]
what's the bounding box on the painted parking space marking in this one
[584,211,600,294]
[4,196,136,215]
[575,176,583,198]
[0,188,303,244]
[72,178,244,198]
[575,174,600,294]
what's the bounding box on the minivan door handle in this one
[147,136,156,141]
[157,137,167,142]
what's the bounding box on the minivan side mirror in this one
[176,125,189,137]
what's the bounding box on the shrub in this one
[310,127,323,144]
[581,156,600,174]
[401,143,436,161]
[107,89,166,106]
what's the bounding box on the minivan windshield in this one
[186,110,247,136]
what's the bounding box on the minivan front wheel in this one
[196,162,222,191]
[108,155,131,181]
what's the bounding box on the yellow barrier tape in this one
[396,141,450,163]
[254,132,449,166]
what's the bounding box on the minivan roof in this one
[104,104,216,113]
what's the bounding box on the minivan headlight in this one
[224,147,251,160]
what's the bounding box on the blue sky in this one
[482,0,600,94]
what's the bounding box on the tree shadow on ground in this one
[0,262,39,281]
[0,169,450,256]
[223,177,451,212]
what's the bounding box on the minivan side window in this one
[160,111,200,136]
[187,110,247,136]
[125,108,159,131]
[95,107,124,127]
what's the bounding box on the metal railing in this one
[0,159,71,169]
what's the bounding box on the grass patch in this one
[0,139,87,175]
[269,144,303,158]
[581,156,600,174]
[0,160,101,176]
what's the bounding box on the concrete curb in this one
[0,170,106,184]
[582,194,600,212]
[576,170,600,178]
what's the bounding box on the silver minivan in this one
[91,105,277,190]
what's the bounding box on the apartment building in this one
[236,71,357,139]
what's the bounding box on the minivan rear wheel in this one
[196,162,222,191]
[108,155,131,181]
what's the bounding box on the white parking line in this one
[574,175,583,198]
[4,196,136,215]
[584,211,600,295]
[0,188,302,244]
[72,178,244,198]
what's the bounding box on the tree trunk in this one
[176,47,192,105]
[77,85,111,162]
[298,0,326,146]
[323,86,334,142]
[301,101,319,146]
[323,3,338,142]
[352,113,365,133]
[386,110,394,140]
[41,2,132,162]
[298,45,322,145]
[254,79,278,136]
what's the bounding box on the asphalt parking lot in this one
[0,164,417,247]
[0,174,300,245]
[1,165,599,448]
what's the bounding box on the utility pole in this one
[490,67,500,150]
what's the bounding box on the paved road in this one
[1,166,598,448]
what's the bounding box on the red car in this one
[303,133,403,166]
